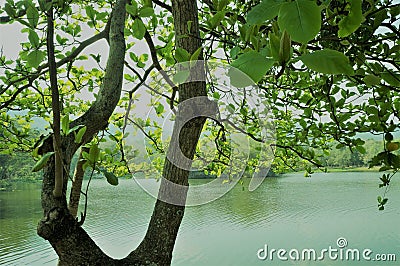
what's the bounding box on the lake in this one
[0,172,399,265]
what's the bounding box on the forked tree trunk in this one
[37,0,206,265]
[37,0,128,264]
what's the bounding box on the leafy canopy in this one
[0,0,399,208]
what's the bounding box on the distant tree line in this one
[0,139,385,189]
[321,139,382,168]
[0,153,40,189]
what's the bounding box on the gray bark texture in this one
[37,0,207,265]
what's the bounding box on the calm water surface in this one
[0,172,399,265]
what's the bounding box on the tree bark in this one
[37,0,130,264]
[37,0,207,265]
[68,147,88,218]
[125,0,207,264]
[46,2,63,198]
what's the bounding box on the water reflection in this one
[0,183,57,265]
[0,173,399,265]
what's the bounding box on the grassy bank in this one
[0,178,42,191]
[325,167,380,173]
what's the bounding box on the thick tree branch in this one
[38,1,129,265]
[46,3,63,198]
[65,1,127,160]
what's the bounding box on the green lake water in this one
[0,172,399,265]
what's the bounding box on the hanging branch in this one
[143,30,178,110]
[46,2,63,198]
[0,18,111,110]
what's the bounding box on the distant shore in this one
[325,166,380,173]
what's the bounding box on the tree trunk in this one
[37,0,129,264]
[37,0,206,265]
[125,0,207,264]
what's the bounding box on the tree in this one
[0,0,399,264]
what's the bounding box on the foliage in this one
[2,0,400,206]
[0,152,41,181]
[321,139,382,168]
[0,1,399,260]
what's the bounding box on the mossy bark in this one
[37,0,206,265]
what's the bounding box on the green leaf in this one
[56,34,68,45]
[103,170,119,186]
[338,0,364,37]
[82,161,90,172]
[213,91,220,99]
[26,6,39,28]
[377,195,382,203]
[85,6,95,20]
[363,74,380,87]
[217,0,229,11]
[172,69,190,84]
[240,107,248,116]
[38,0,52,12]
[67,125,84,135]
[269,32,281,62]
[247,0,284,24]
[279,30,291,64]
[74,126,87,143]
[373,9,388,29]
[138,7,154,17]
[209,11,225,28]
[391,154,400,168]
[299,49,354,75]
[175,48,191,62]
[89,143,100,164]
[15,18,31,29]
[227,103,235,114]
[32,152,55,172]
[61,115,69,135]
[28,29,40,48]
[381,198,388,205]
[27,50,45,69]
[355,145,366,154]
[126,4,138,16]
[230,46,240,59]
[381,72,400,87]
[278,0,321,44]
[155,103,164,115]
[132,18,146,40]
[229,51,274,87]
[4,3,17,18]
[190,47,202,61]
[130,52,138,62]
